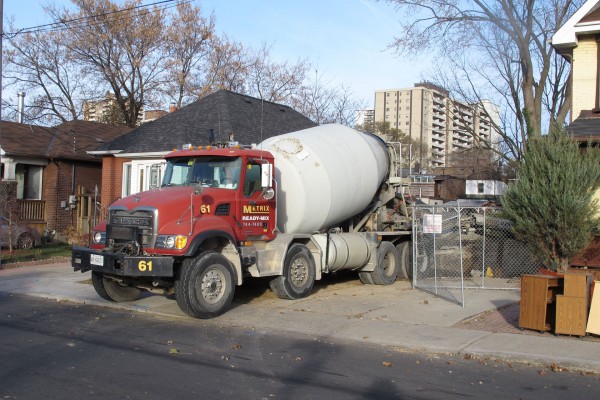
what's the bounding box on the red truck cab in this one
[73,145,276,317]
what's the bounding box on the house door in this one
[76,185,101,234]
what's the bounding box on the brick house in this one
[552,0,600,267]
[0,120,131,240]
[552,0,600,138]
[91,90,317,210]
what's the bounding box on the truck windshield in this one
[162,156,242,189]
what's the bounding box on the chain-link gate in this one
[412,204,543,306]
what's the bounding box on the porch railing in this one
[17,200,46,222]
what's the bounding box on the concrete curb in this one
[1,261,600,374]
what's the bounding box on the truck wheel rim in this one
[383,252,395,277]
[290,258,308,286]
[200,268,225,304]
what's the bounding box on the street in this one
[0,292,599,399]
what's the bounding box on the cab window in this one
[243,163,262,197]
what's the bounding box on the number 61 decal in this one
[138,260,153,272]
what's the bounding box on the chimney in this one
[17,92,26,123]
[169,103,177,113]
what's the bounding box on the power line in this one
[34,1,182,36]
[3,0,185,37]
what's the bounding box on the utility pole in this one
[1,0,4,266]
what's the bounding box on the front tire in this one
[91,272,143,302]
[175,251,236,319]
[270,244,316,299]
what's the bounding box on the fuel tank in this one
[258,124,389,234]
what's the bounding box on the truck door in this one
[237,160,276,241]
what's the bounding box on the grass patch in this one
[0,243,72,265]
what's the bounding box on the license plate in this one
[90,254,104,266]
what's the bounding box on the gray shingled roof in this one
[95,90,317,153]
[565,110,600,141]
[0,120,132,162]
[466,169,503,181]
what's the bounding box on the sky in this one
[2,0,428,108]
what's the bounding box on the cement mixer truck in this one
[72,124,414,318]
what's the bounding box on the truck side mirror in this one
[262,188,275,200]
[260,163,272,189]
[259,163,274,200]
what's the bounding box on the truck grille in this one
[107,209,156,249]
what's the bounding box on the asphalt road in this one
[1,292,599,400]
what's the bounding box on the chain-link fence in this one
[412,204,543,306]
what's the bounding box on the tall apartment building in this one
[355,109,375,127]
[374,83,499,170]
[83,92,145,125]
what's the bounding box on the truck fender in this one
[185,229,243,286]
[253,234,322,280]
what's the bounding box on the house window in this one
[15,164,42,200]
[139,168,145,193]
[122,163,132,197]
[478,182,484,193]
[149,164,162,189]
[130,160,166,194]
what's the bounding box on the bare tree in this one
[245,43,310,104]
[383,0,580,159]
[0,181,19,252]
[3,0,365,129]
[327,83,366,126]
[293,71,365,125]
[48,0,166,127]
[163,1,215,109]
[196,35,250,98]
[2,27,91,124]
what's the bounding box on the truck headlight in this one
[165,236,175,248]
[156,235,188,249]
[93,231,106,244]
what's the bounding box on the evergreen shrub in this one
[502,130,600,273]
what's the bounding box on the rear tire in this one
[175,251,235,319]
[414,248,429,280]
[370,241,400,285]
[397,241,412,280]
[358,271,375,284]
[91,272,143,302]
[270,244,316,299]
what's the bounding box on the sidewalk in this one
[1,261,600,373]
